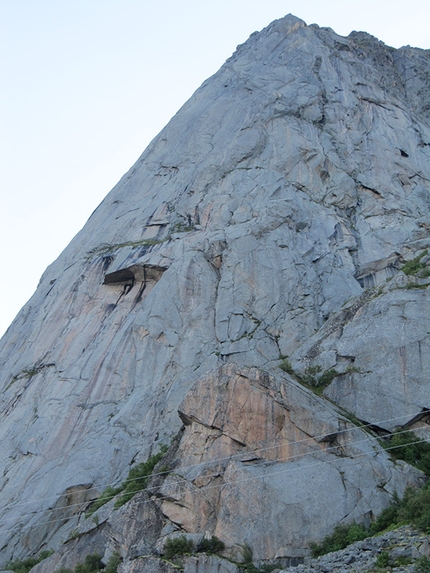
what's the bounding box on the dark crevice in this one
[103,265,167,305]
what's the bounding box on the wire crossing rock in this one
[1,13,430,569]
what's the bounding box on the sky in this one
[0,0,429,338]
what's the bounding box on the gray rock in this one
[183,555,239,573]
[279,526,429,573]
[0,12,429,567]
[120,557,178,573]
[291,285,430,431]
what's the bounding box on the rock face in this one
[160,365,422,560]
[280,526,430,573]
[1,13,430,570]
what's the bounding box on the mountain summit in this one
[1,14,429,571]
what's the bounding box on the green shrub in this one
[375,550,390,568]
[397,484,430,533]
[242,563,260,573]
[298,366,339,390]
[394,556,412,567]
[86,445,169,515]
[311,477,430,557]
[6,550,53,573]
[171,222,194,233]
[383,430,430,477]
[115,444,168,507]
[239,544,261,573]
[104,552,121,573]
[279,359,295,375]
[415,556,430,573]
[196,536,225,554]
[310,522,368,557]
[54,554,107,573]
[369,492,401,534]
[370,484,430,535]
[6,557,41,573]
[86,486,123,517]
[318,369,339,387]
[74,554,103,573]
[345,365,361,374]
[164,535,195,559]
[405,282,429,290]
[279,360,339,394]
[401,250,428,276]
[86,238,168,260]
[302,365,322,385]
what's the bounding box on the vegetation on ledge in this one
[311,428,430,557]
[401,250,429,276]
[86,445,168,517]
[5,550,53,573]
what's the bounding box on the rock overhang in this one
[103,264,168,285]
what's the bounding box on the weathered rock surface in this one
[280,526,430,573]
[0,12,430,570]
[159,365,423,560]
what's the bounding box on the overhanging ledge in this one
[103,264,167,285]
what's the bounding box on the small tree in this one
[164,535,195,559]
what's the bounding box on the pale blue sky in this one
[1,0,429,337]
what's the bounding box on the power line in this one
[4,412,429,516]
[4,411,423,512]
[1,412,428,531]
[4,433,429,534]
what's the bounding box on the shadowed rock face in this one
[0,13,430,567]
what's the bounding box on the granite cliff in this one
[1,14,430,572]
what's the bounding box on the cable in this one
[5,433,430,533]
[3,410,424,512]
[1,413,428,530]
[3,412,428,518]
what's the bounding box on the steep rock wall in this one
[0,14,429,565]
